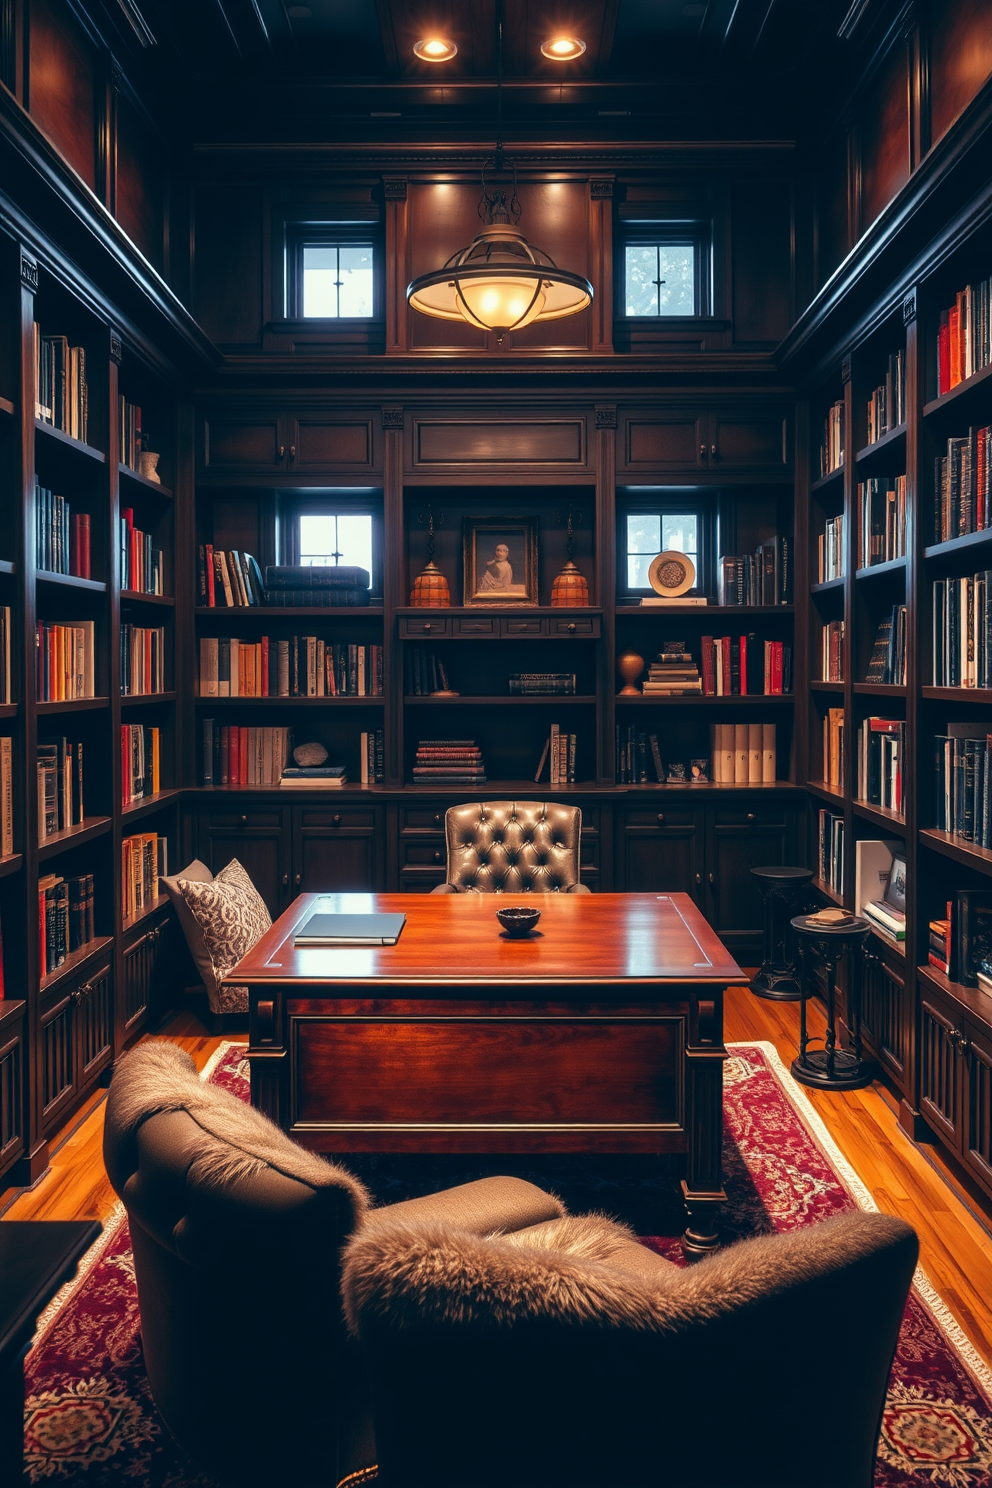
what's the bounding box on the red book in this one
[70,513,90,578]
[763,641,772,694]
[771,640,784,694]
[700,635,715,695]
[720,636,732,697]
[739,634,748,697]
[205,544,216,606]
[938,310,950,397]
[949,307,961,388]
[239,728,249,784]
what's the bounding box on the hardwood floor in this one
[3,991,991,1368]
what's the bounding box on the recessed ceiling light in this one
[286,5,311,16]
[541,35,586,60]
[413,37,457,61]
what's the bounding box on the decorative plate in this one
[648,550,696,598]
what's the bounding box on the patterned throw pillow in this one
[174,859,272,1013]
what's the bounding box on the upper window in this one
[287,226,377,319]
[624,510,701,592]
[621,226,709,318]
[298,513,374,575]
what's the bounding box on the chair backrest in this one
[343,1210,918,1488]
[444,800,582,892]
[103,1040,372,1487]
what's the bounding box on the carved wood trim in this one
[19,251,38,293]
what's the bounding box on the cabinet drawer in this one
[550,615,600,637]
[579,837,600,869]
[399,869,446,893]
[207,810,283,830]
[503,617,546,636]
[401,806,447,832]
[400,615,450,638]
[298,808,376,829]
[454,616,498,637]
[577,806,599,832]
[402,841,448,868]
[712,806,785,828]
[626,806,697,828]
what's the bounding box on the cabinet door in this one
[620,807,703,897]
[293,807,380,893]
[919,995,963,1150]
[619,413,708,473]
[122,915,179,1035]
[704,804,797,952]
[0,1014,24,1175]
[287,416,376,474]
[201,414,285,473]
[709,410,790,473]
[77,963,114,1086]
[198,809,290,917]
[962,1022,992,1192]
[860,948,908,1089]
[40,990,77,1131]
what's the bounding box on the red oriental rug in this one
[22,1040,992,1487]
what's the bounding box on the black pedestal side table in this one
[749,866,815,1001]
[790,914,874,1090]
[0,1219,100,1484]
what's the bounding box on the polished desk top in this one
[230,892,746,989]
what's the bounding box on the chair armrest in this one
[566,883,592,894]
[368,1175,565,1236]
[430,883,458,894]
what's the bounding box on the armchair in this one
[431,800,591,893]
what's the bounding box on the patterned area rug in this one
[22,1040,992,1487]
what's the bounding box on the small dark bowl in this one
[496,905,542,938]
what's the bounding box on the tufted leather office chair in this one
[431,800,591,893]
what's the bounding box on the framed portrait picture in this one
[463,517,539,606]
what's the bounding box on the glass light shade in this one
[457,277,546,332]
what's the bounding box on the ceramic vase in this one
[617,651,645,695]
[139,451,161,483]
[409,561,451,608]
[550,560,590,607]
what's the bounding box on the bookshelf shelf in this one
[120,692,177,707]
[852,683,907,697]
[0,853,23,879]
[34,420,105,464]
[0,396,14,419]
[853,799,906,832]
[921,686,992,702]
[917,964,992,1024]
[854,423,907,466]
[812,877,845,906]
[923,527,992,561]
[855,556,907,580]
[405,694,598,705]
[37,816,113,861]
[194,694,383,706]
[806,780,845,805]
[120,591,175,608]
[0,703,17,720]
[119,465,174,499]
[35,571,107,594]
[868,926,906,958]
[811,577,845,594]
[614,604,793,617]
[918,829,992,879]
[39,935,115,996]
[810,680,845,693]
[121,790,181,821]
[36,697,110,715]
[811,467,844,493]
[122,891,170,934]
[922,359,992,419]
[0,560,15,576]
[395,606,603,619]
[194,606,385,619]
[615,694,794,705]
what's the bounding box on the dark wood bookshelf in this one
[811,466,844,493]
[922,358,992,418]
[811,577,845,594]
[118,465,174,499]
[854,423,906,466]
[614,604,793,617]
[0,559,15,576]
[615,694,794,705]
[923,527,992,561]
[0,854,23,879]
[194,605,386,618]
[120,591,175,608]
[194,694,383,706]
[38,936,115,996]
[918,829,992,878]
[34,420,105,464]
[35,571,107,594]
[406,694,598,705]
[37,816,113,861]
[855,556,906,580]
[36,697,110,714]
[852,799,906,832]
[0,396,14,419]
[120,692,177,706]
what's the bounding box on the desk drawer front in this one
[401,806,447,832]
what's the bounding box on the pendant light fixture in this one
[406,0,593,345]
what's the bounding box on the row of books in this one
[198,638,383,697]
[0,737,11,857]
[932,574,992,688]
[510,673,576,696]
[865,606,907,685]
[934,425,991,543]
[929,890,992,989]
[933,726,992,847]
[197,548,265,607]
[34,326,88,444]
[0,608,11,705]
[822,708,845,792]
[857,717,904,814]
[715,536,791,606]
[120,508,164,596]
[865,351,905,444]
[406,649,454,695]
[35,621,95,701]
[817,808,845,894]
[712,723,778,783]
[534,726,577,784]
[699,637,792,695]
[413,740,485,784]
[360,729,385,785]
[35,482,91,578]
[201,722,292,786]
[122,833,168,923]
[936,280,992,396]
[37,738,85,841]
[820,400,844,477]
[121,625,166,697]
[119,397,144,472]
[818,517,844,583]
[121,724,162,807]
[859,477,906,568]
[821,620,845,682]
[39,872,95,976]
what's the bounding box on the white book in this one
[734,723,748,784]
[747,722,762,783]
[719,722,735,783]
[360,731,369,785]
[761,723,776,783]
[854,838,901,922]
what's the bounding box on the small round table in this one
[749,866,815,1001]
[790,913,874,1090]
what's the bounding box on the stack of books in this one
[413,740,486,785]
[865,351,905,442]
[201,722,292,786]
[817,809,845,894]
[933,425,992,541]
[822,708,845,792]
[865,606,907,685]
[862,852,907,946]
[264,564,371,608]
[121,833,168,922]
[932,574,992,687]
[821,620,845,681]
[121,724,161,807]
[643,644,701,695]
[37,738,84,841]
[820,399,845,476]
[858,477,906,567]
[700,635,791,695]
[510,672,576,695]
[857,718,904,814]
[407,650,454,694]
[34,326,88,443]
[198,547,266,607]
[38,872,94,975]
[120,508,163,595]
[818,517,844,582]
[35,480,91,577]
[279,763,347,789]
[534,725,576,784]
[933,725,992,845]
[929,889,992,986]
[716,536,790,605]
[359,729,385,784]
[198,637,382,697]
[711,723,777,783]
[120,624,166,696]
[35,621,95,701]
[936,281,992,395]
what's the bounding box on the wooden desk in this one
[232,892,747,1252]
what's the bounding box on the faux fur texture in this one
[107,1039,370,1209]
[342,1210,916,1336]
